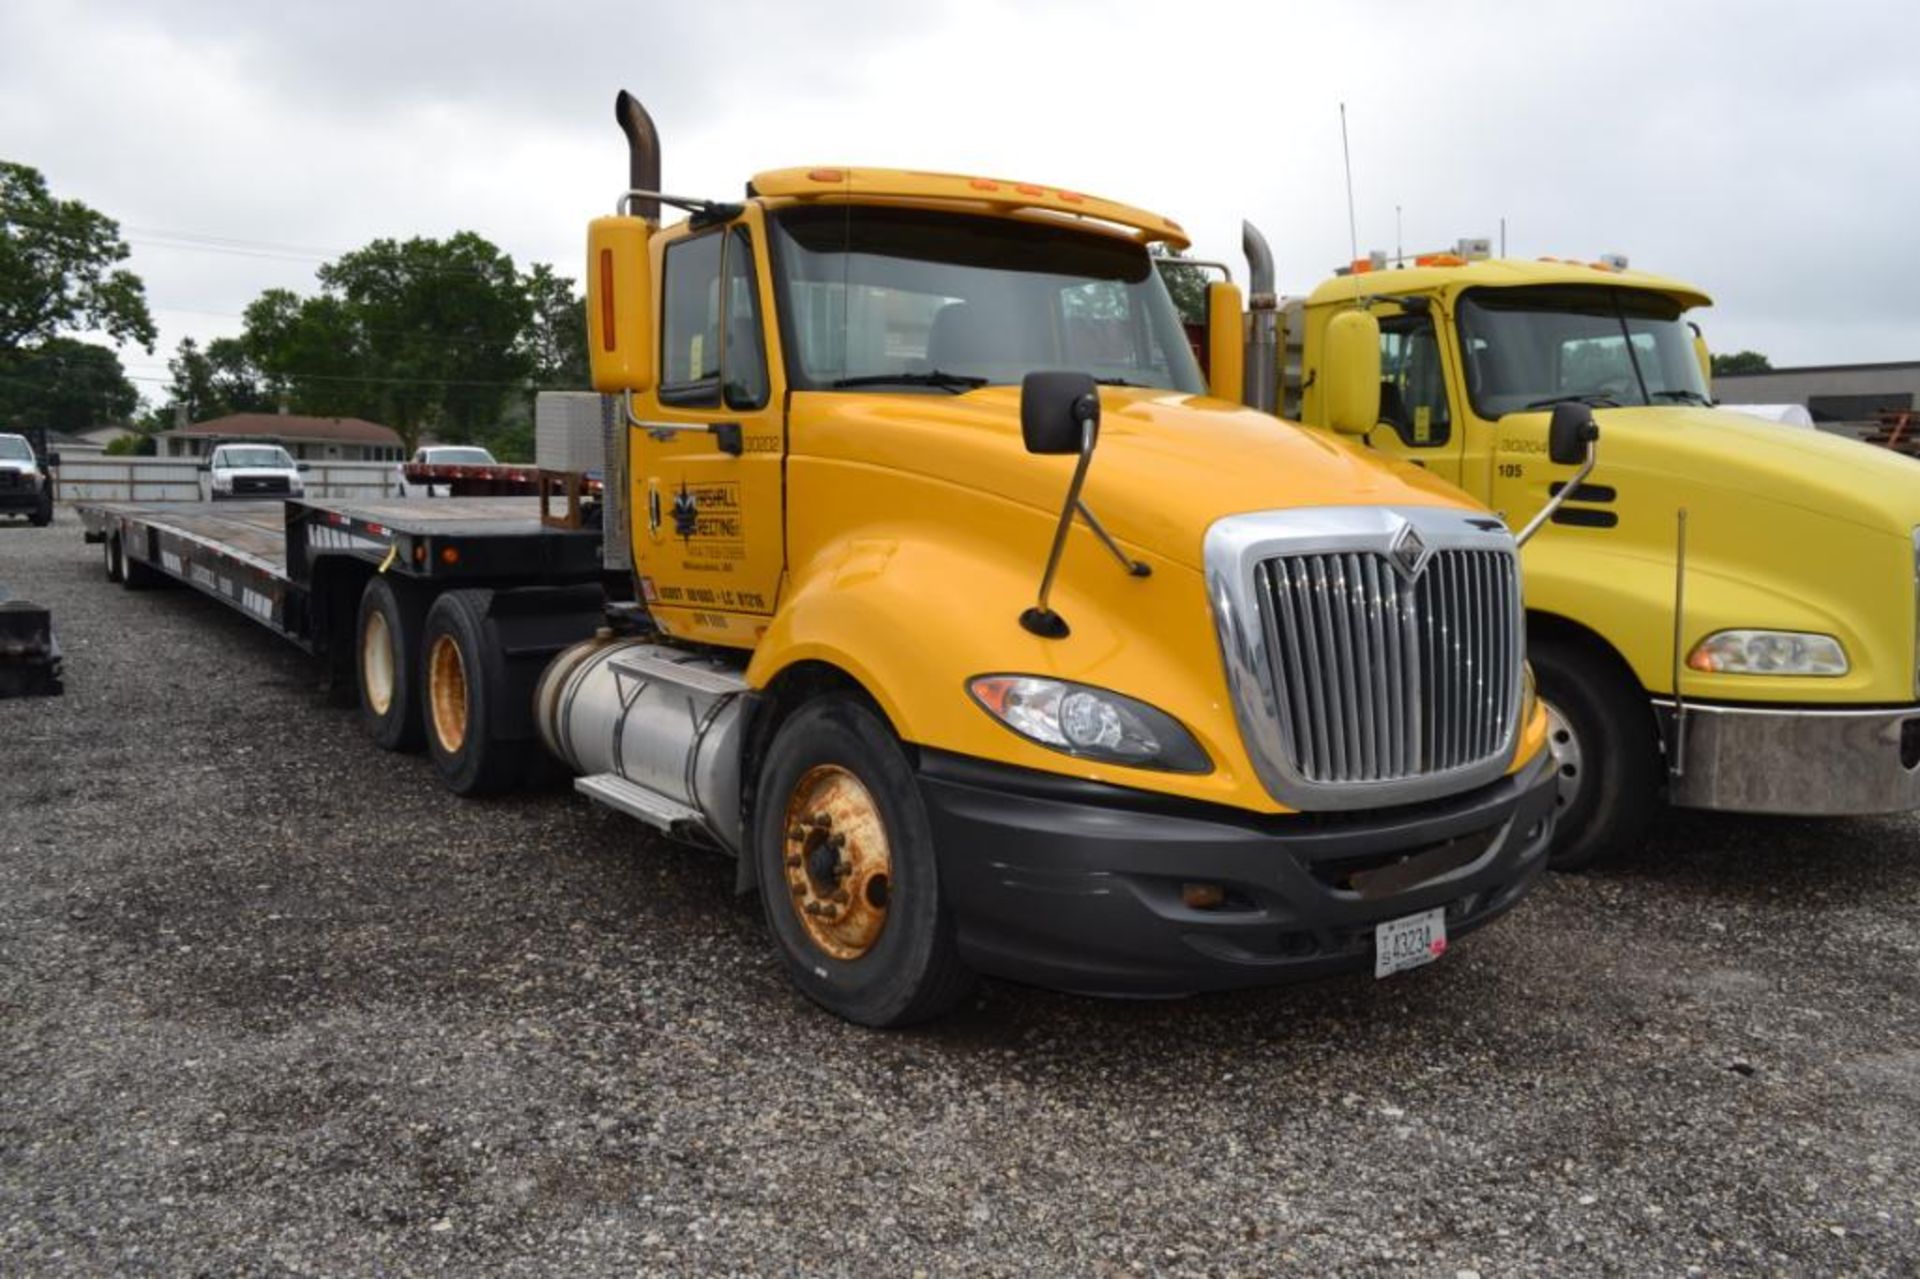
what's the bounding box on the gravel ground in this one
[2,507,1918,1275]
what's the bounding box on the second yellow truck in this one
[1272,244,1920,867]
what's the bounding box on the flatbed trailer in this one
[77,496,618,725]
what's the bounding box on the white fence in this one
[56,458,401,504]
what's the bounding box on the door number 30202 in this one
[1497,463,1524,480]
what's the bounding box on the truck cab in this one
[479,94,1559,1025]
[1289,253,1920,866]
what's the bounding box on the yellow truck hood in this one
[802,386,1482,571]
[1599,405,1920,536]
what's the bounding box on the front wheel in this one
[752,695,975,1027]
[1533,636,1662,870]
[30,487,52,527]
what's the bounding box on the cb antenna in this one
[1340,102,1359,267]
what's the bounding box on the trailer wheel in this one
[357,575,429,752]
[104,532,124,583]
[752,694,975,1027]
[1533,635,1662,871]
[117,534,161,590]
[420,589,528,796]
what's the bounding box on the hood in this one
[1591,405,1920,536]
[0,459,36,474]
[810,386,1482,572]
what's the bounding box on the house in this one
[157,413,405,462]
[48,426,135,458]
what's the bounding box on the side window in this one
[660,228,770,410]
[660,232,723,406]
[722,227,769,410]
[1379,315,1452,447]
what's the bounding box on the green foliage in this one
[1150,244,1209,326]
[0,337,139,433]
[1710,349,1772,375]
[0,161,155,354]
[104,430,155,456]
[520,263,589,390]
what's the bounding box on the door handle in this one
[623,395,743,456]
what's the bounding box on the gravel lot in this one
[3,507,1918,1275]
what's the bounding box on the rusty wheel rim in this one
[362,609,395,716]
[427,633,469,755]
[781,765,892,961]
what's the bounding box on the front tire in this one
[752,695,974,1027]
[30,487,52,527]
[1533,635,1662,870]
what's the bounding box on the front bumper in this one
[1655,699,1920,815]
[0,485,43,513]
[920,749,1557,997]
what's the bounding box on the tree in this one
[0,337,138,434]
[1711,350,1772,376]
[1150,244,1209,326]
[520,263,588,390]
[313,233,534,451]
[0,161,155,354]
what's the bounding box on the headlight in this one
[1687,630,1848,676]
[968,675,1211,773]
[211,474,232,490]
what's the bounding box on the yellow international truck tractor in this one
[73,93,1559,1028]
[1266,242,1920,869]
[542,94,1565,1024]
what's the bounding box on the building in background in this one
[1715,361,1920,437]
[157,413,404,462]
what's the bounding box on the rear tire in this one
[357,575,429,752]
[1533,635,1662,871]
[118,535,161,590]
[752,694,975,1027]
[104,532,124,583]
[420,589,530,796]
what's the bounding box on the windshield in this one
[768,205,1204,394]
[215,446,295,469]
[1456,285,1709,417]
[0,436,32,462]
[425,447,495,465]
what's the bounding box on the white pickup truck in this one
[0,432,55,526]
[396,445,499,497]
[198,443,309,501]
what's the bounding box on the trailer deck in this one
[78,496,607,650]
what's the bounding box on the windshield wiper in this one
[1522,393,1621,411]
[828,370,987,394]
[1649,389,1713,405]
[1093,377,1150,387]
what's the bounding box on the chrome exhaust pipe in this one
[1243,220,1281,415]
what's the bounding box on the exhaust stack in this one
[615,90,661,223]
[1243,220,1280,415]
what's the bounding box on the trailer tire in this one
[420,589,529,796]
[104,532,124,583]
[1533,635,1661,871]
[357,575,429,752]
[117,535,161,590]
[752,694,976,1027]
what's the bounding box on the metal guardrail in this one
[54,459,402,503]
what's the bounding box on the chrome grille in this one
[1257,548,1519,784]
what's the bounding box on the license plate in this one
[1374,906,1448,978]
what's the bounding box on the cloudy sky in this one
[4,0,1916,403]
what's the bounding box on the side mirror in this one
[586,214,655,394]
[297,462,312,472]
[1205,280,1244,404]
[1322,309,1383,435]
[197,461,211,472]
[46,452,60,468]
[1020,371,1099,455]
[1692,328,1713,395]
[1519,404,1603,546]
[1548,402,1600,465]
